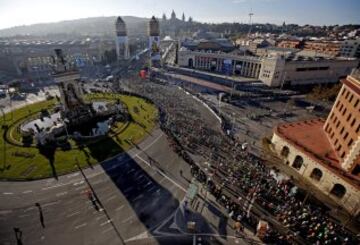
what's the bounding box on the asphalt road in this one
[0,129,190,245]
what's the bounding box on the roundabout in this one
[0,92,158,180]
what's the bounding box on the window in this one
[292,155,303,170]
[354,99,359,108]
[345,91,350,99]
[331,132,335,139]
[340,127,345,134]
[343,132,348,140]
[351,164,360,176]
[342,108,347,116]
[348,139,353,147]
[341,152,345,158]
[349,94,353,103]
[310,168,323,181]
[339,104,343,111]
[347,114,351,122]
[336,101,340,108]
[330,184,346,198]
[336,121,340,128]
[281,146,290,158]
[357,124,360,133]
[351,118,356,127]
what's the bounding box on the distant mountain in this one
[0,16,149,37]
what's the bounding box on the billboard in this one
[222,59,233,75]
[149,36,161,61]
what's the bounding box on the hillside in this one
[0,16,149,37]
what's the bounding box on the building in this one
[340,39,360,58]
[181,38,235,53]
[303,41,341,57]
[115,16,130,60]
[178,47,359,87]
[277,40,303,49]
[271,71,360,215]
[178,48,262,78]
[259,54,358,87]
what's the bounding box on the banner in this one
[149,36,161,61]
[222,59,233,75]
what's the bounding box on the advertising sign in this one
[222,59,233,75]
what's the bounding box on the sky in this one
[0,0,359,29]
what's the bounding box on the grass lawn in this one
[0,93,158,180]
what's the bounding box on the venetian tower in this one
[115,16,130,60]
[148,16,161,68]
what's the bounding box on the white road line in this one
[42,201,59,208]
[73,180,84,186]
[0,210,13,215]
[96,215,107,221]
[105,195,117,202]
[22,190,33,194]
[115,205,124,211]
[2,192,14,195]
[24,207,36,212]
[132,194,144,202]
[66,211,80,218]
[42,183,66,191]
[100,220,111,226]
[74,223,87,229]
[67,173,80,178]
[121,216,133,224]
[56,191,68,197]
[136,155,187,192]
[75,186,86,191]
[101,227,113,234]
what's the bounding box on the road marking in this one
[96,215,107,221]
[105,195,117,202]
[24,206,36,212]
[0,210,12,215]
[42,183,66,191]
[115,205,124,211]
[66,211,80,218]
[122,216,133,223]
[67,173,80,178]
[136,155,186,192]
[56,191,68,197]
[74,223,87,229]
[100,220,111,226]
[102,227,113,234]
[22,190,33,194]
[73,180,84,186]
[75,185,86,191]
[43,201,59,208]
[132,194,144,202]
[2,192,14,195]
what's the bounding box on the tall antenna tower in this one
[247,9,254,38]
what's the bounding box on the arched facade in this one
[292,155,303,170]
[310,168,323,181]
[330,184,346,198]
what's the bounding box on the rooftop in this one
[275,118,360,188]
